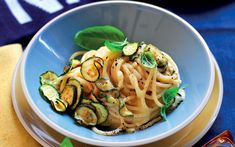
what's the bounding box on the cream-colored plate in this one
[11,55,223,147]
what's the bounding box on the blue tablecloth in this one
[174,2,235,146]
[1,0,234,146]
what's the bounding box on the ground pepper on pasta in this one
[39,43,185,135]
[38,26,185,136]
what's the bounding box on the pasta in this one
[39,41,185,135]
[67,43,183,132]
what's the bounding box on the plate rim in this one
[187,52,223,146]
[11,57,48,147]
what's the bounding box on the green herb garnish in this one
[160,106,167,121]
[74,25,125,50]
[60,137,73,147]
[160,86,180,120]
[163,86,179,107]
[104,38,128,52]
[140,51,157,68]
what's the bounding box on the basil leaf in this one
[160,87,180,121]
[160,106,167,121]
[104,38,128,52]
[74,25,125,50]
[60,137,73,147]
[163,86,179,107]
[140,51,157,68]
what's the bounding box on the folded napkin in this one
[0,44,40,146]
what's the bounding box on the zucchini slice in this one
[123,42,138,56]
[91,103,108,124]
[119,107,133,117]
[64,59,81,73]
[70,59,81,68]
[119,99,133,117]
[93,57,104,67]
[81,98,93,104]
[81,57,101,82]
[106,95,119,105]
[74,105,97,126]
[40,71,58,85]
[60,85,77,106]
[67,78,83,110]
[156,54,168,68]
[51,99,68,112]
[39,84,59,102]
[95,78,114,92]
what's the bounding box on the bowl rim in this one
[20,1,215,146]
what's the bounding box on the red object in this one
[74,63,81,68]
[202,130,234,147]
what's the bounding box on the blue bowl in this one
[21,1,214,146]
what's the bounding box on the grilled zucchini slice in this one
[81,57,103,82]
[123,42,138,56]
[40,71,58,85]
[64,59,81,73]
[61,85,77,106]
[40,71,61,89]
[91,103,108,124]
[67,78,83,110]
[81,98,93,104]
[39,84,59,102]
[74,105,97,126]
[106,95,119,105]
[51,99,68,112]
[95,78,114,92]
[119,99,133,117]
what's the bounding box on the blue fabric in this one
[0,0,97,46]
[174,2,235,146]
[0,0,234,145]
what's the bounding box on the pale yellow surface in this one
[0,44,40,147]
